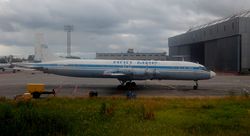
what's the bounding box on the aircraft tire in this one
[131,82,136,88]
[125,82,132,89]
[117,85,123,90]
[193,85,198,90]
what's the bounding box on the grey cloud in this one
[0,0,249,57]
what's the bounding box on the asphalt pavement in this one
[0,70,250,98]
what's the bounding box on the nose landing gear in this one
[193,80,198,90]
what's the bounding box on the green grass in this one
[1,96,250,136]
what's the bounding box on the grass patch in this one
[0,97,250,136]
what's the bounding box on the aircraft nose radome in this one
[210,71,216,78]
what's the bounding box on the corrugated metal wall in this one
[169,17,250,73]
[204,36,240,71]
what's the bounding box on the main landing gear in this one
[193,80,199,90]
[117,81,137,90]
[118,81,137,98]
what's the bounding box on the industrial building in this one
[169,10,250,73]
[96,49,167,60]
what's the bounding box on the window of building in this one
[232,22,235,30]
[224,25,226,31]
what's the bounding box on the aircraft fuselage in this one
[29,59,216,81]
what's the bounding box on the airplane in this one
[0,56,15,72]
[0,63,17,73]
[17,44,216,90]
[0,63,11,72]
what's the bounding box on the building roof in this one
[187,10,250,32]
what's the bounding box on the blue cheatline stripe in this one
[33,63,204,71]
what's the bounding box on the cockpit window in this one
[200,67,209,71]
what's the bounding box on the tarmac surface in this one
[0,70,250,98]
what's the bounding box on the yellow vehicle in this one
[27,83,55,98]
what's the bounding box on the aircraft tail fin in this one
[34,44,62,62]
[34,33,62,62]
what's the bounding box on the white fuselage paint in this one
[27,59,216,81]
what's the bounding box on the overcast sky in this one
[0,0,249,58]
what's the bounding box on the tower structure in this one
[64,25,74,57]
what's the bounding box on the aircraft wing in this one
[12,67,36,71]
[103,70,126,77]
[12,63,43,71]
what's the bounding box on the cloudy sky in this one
[0,0,249,58]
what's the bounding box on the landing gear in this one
[117,80,137,90]
[117,80,126,89]
[193,80,198,90]
[131,82,136,88]
[125,82,137,89]
[117,85,124,90]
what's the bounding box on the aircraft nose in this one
[210,71,216,78]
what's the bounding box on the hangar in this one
[169,10,250,73]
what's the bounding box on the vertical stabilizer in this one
[34,33,62,62]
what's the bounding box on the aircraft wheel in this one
[117,85,123,90]
[193,85,198,90]
[193,80,198,90]
[125,82,132,89]
[131,82,136,88]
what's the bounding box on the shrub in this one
[0,102,71,136]
[99,103,115,120]
[139,104,155,121]
[201,104,214,109]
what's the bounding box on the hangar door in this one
[190,43,205,65]
[204,36,240,72]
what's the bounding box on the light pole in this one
[64,25,74,57]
